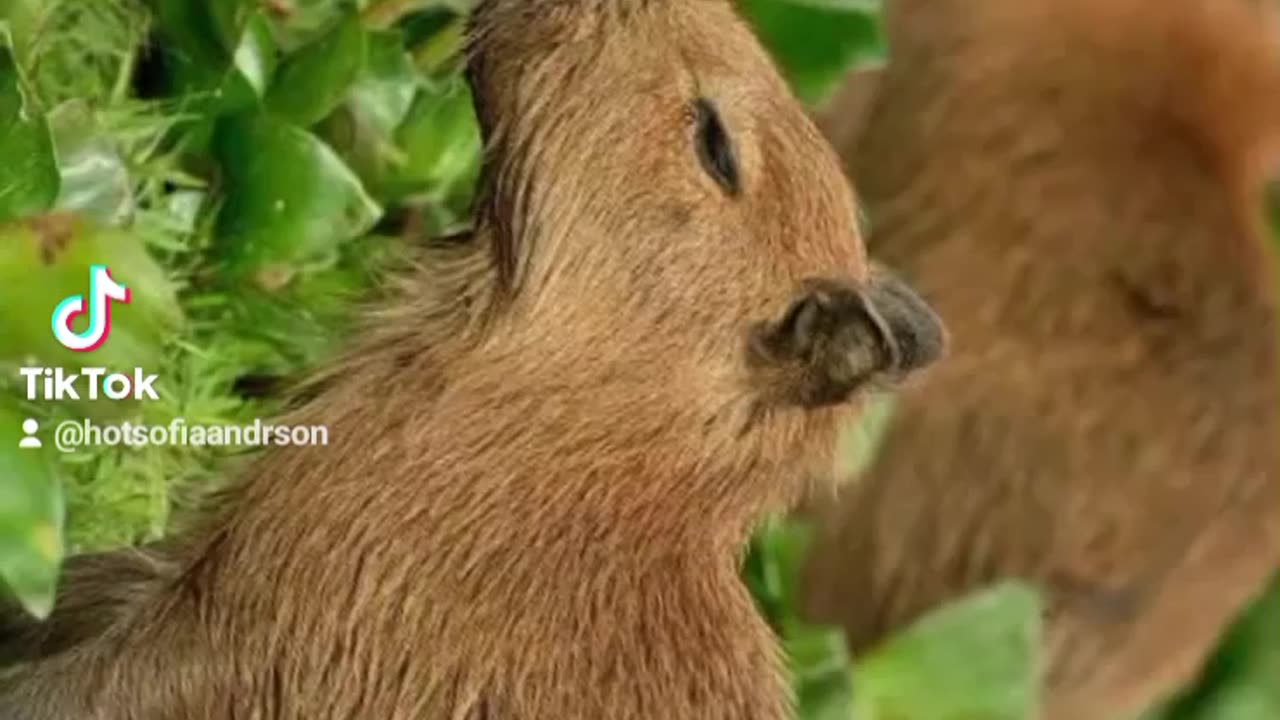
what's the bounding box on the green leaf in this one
[348,30,418,137]
[206,0,261,58]
[788,622,857,716]
[743,514,858,720]
[47,101,134,226]
[0,403,64,620]
[404,10,467,76]
[775,0,882,10]
[0,0,43,64]
[853,581,1044,720]
[315,30,420,200]
[147,0,239,92]
[0,30,59,221]
[232,11,279,98]
[225,244,389,372]
[385,76,481,198]
[147,0,273,114]
[266,0,364,51]
[265,14,368,127]
[762,516,818,612]
[398,6,460,50]
[366,0,466,32]
[738,0,885,106]
[213,112,382,288]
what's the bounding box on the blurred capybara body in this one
[800,1,1280,718]
[0,1,946,719]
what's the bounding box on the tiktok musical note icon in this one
[50,264,131,352]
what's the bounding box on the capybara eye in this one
[693,97,741,196]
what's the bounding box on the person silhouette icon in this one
[19,419,41,449]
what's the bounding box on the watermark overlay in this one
[18,418,330,454]
[16,265,331,455]
[20,367,159,402]
[19,265,166,404]
[52,264,130,352]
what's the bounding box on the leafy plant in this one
[0,0,480,610]
[853,581,1043,720]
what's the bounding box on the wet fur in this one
[799,1,1280,719]
[0,1,944,718]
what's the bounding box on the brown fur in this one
[0,1,945,718]
[798,1,1280,718]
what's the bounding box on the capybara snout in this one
[865,267,947,376]
[748,272,944,408]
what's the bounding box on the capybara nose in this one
[865,267,947,375]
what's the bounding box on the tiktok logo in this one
[51,264,131,352]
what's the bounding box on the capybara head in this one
[464,0,944,442]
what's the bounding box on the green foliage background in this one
[0,1,1274,718]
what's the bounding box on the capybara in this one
[0,1,945,718]
[799,1,1280,718]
